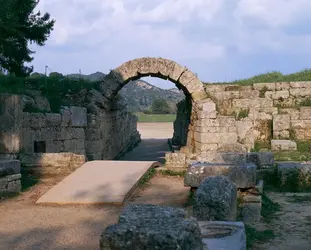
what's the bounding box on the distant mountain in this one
[65,72,184,113]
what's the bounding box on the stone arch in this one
[99,57,207,101]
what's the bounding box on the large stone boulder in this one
[100,204,203,250]
[193,176,237,221]
[184,162,257,189]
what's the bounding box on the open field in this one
[134,112,176,122]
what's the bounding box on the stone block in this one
[7,173,22,181]
[300,107,311,120]
[60,107,71,127]
[199,221,246,250]
[246,152,274,167]
[165,152,187,168]
[271,140,297,151]
[184,162,257,188]
[279,108,300,120]
[195,142,218,152]
[196,152,247,165]
[289,81,311,88]
[0,160,21,177]
[290,88,311,97]
[100,204,203,250]
[253,83,275,91]
[0,177,8,189]
[194,132,237,144]
[273,114,290,131]
[275,82,290,90]
[7,180,21,193]
[45,113,61,127]
[240,195,262,224]
[193,176,237,221]
[265,90,289,100]
[70,106,87,127]
[218,143,248,153]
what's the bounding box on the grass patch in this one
[245,225,275,249]
[138,167,156,186]
[251,140,271,152]
[261,193,281,221]
[135,112,176,122]
[158,169,186,177]
[273,140,311,162]
[300,98,311,106]
[184,190,196,207]
[234,108,250,120]
[204,69,311,86]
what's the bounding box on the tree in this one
[151,98,172,114]
[49,72,63,78]
[0,0,55,76]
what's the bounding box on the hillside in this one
[66,72,184,113]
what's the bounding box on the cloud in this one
[31,0,311,83]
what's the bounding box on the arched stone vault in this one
[99,57,208,101]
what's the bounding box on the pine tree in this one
[0,0,55,76]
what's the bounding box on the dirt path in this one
[0,175,188,250]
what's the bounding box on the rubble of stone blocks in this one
[199,221,246,250]
[185,158,265,225]
[0,160,22,199]
[100,204,204,250]
[193,176,237,221]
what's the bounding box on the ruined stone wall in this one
[172,81,311,162]
[0,93,140,169]
[206,81,311,142]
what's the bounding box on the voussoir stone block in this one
[100,204,203,250]
[184,162,257,189]
[193,176,237,221]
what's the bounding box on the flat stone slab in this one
[199,221,246,250]
[271,140,297,151]
[184,162,257,189]
[36,160,161,205]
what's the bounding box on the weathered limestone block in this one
[275,82,290,90]
[235,121,254,145]
[273,130,290,139]
[28,113,46,128]
[253,83,276,91]
[232,98,273,111]
[300,107,311,120]
[45,113,61,127]
[217,143,248,153]
[289,81,311,88]
[290,88,311,97]
[279,108,300,120]
[239,90,259,99]
[273,114,290,131]
[196,152,247,165]
[239,195,262,224]
[21,128,36,153]
[60,107,71,127]
[0,160,21,177]
[70,106,87,127]
[214,91,240,101]
[199,221,246,250]
[193,176,237,221]
[100,204,203,250]
[46,140,64,153]
[184,162,257,188]
[195,142,218,152]
[194,132,237,144]
[19,153,86,177]
[265,90,289,100]
[63,139,85,152]
[165,152,187,168]
[271,140,297,151]
[291,119,311,129]
[246,152,274,167]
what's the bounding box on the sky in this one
[31,0,311,89]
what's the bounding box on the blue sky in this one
[32,0,311,89]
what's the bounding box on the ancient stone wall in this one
[0,93,140,171]
[172,81,311,162]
